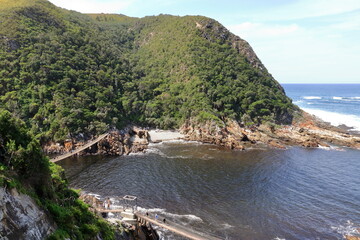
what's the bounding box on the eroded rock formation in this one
[0,187,55,239]
[180,112,360,150]
[44,127,150,156]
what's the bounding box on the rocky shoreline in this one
[181,111,360,150]
[43,111,360,157]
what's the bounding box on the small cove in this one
[60,142,360,239]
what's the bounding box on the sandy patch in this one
[148,130,185,142]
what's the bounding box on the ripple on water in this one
[60,144,360,240]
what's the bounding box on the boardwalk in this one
[135,212,222,240]
[95,207,222,240]
[50,133,109,163]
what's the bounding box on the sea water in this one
[59,84,360,240]
[282,84,360,132]
[60,146,360,239]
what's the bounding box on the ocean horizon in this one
[282,83,360,132]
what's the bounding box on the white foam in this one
[318,145,331,150]
[136,207,203,222]
[164,212,203,222]
[221,223,234,229]
[332,96,360,101]
[273,238,286,240]
[303,96,322,100]
[137,207,166,213]
[302,107,360,131]
[333,97,343,100]
[128,151,148,156]
[331,220,360,238]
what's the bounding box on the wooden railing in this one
[50,133,109,163]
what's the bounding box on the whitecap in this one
[302,107,360,131]
[333,96,343,100]
[303,96,322,100]
[163,212,203,222]
[136,207,203,222]
[136,206,166,213]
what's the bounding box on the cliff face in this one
[0,187,55,239]
[194,18,267,72]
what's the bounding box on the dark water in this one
[60,141,360,240]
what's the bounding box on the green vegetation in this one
[0,0,297,143]
[0,110,116,239]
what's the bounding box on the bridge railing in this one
[135,212,222,240]
[50,133,109,163]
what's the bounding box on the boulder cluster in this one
[44,127,150,156]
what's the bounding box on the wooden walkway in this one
[95,207,222,240]
[135,212,222,240]
[50,133,109,163]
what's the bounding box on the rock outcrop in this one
[0,187,55,239]
[44,127,150,156]
[180,112,360,150]
[181,120,247,150]
[44,112,360,157]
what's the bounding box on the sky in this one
[48,0,360,84]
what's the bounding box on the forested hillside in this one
[0,110,115,239]
[0,0,296,143]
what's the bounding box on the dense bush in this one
[0,110,115,239]
[0,0,296,143]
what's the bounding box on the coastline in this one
[44,110,360,161]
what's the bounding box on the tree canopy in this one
[0,0,296,142]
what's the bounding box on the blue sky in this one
[48,0,360,84]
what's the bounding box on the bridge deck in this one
[135,213,222,240]
[95,207,222,240]
[50,133,109,163]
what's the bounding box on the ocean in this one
[59,84,360,240]
[282,84,360,132]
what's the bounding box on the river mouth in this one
[59,141,360,240]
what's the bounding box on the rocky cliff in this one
[0,187,55,239]
[181,112,360,150]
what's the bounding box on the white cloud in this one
[249,0,360,21]
[48,0,133,13]
[227,19,360,83]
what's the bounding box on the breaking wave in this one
[303,96,322,100]
[302,107,360,131]
[136,207,203,223]
[332,96,360,101]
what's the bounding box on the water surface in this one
[60,142,360,239]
